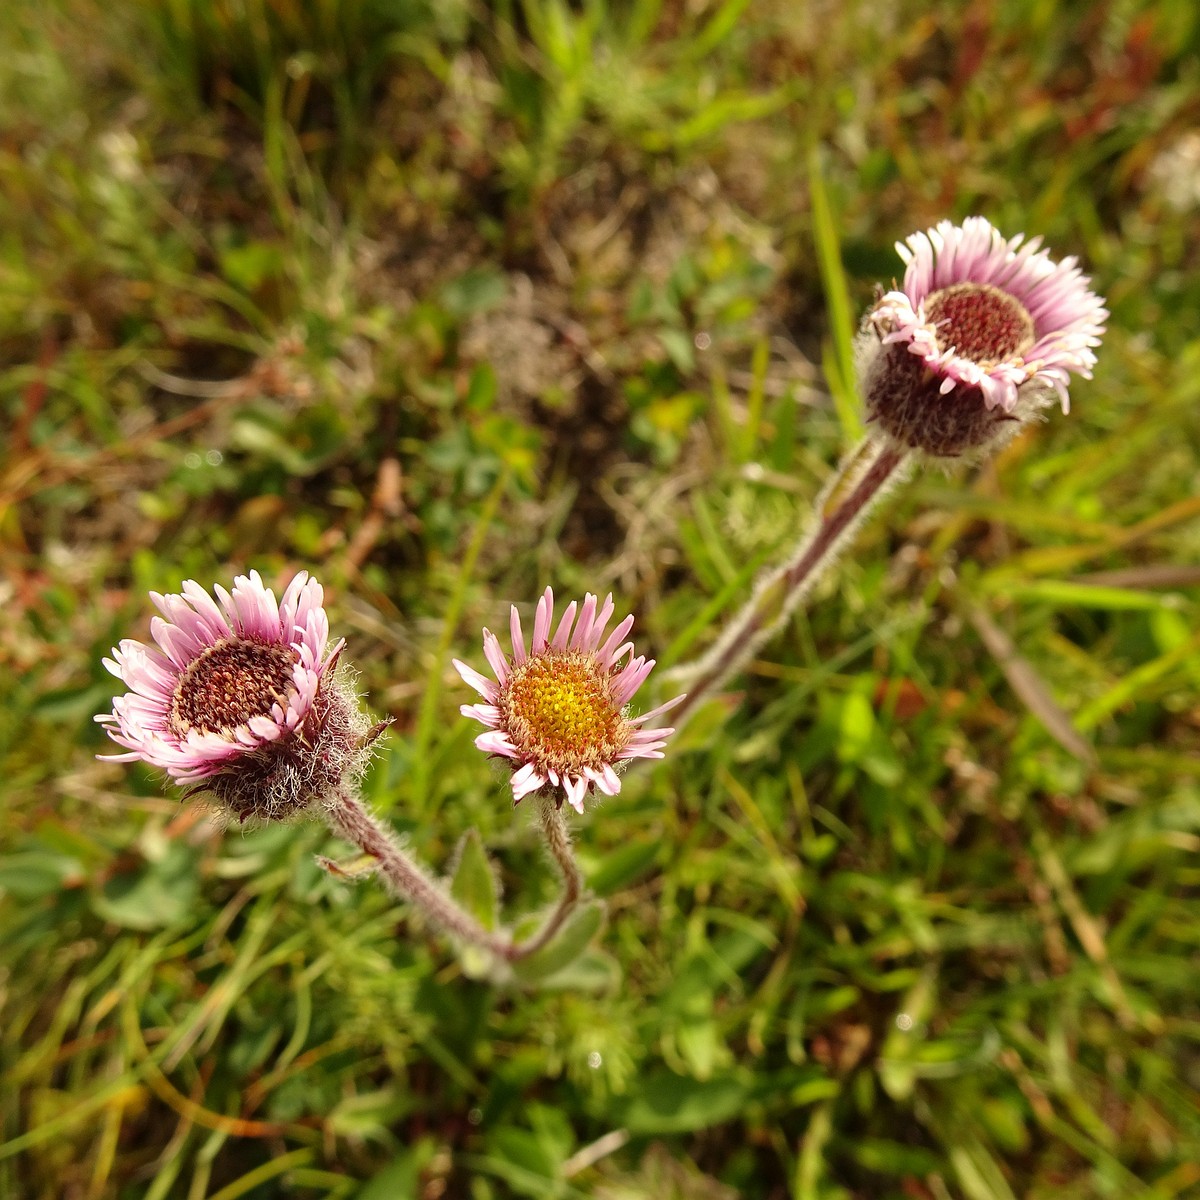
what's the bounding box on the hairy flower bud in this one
[861,217,1108,459]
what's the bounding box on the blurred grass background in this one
[2,0,1199,1196]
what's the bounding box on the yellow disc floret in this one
[500,652,628,777]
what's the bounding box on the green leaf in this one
[657,328,695,372]
[677,1018,725,1081]
[354,1138,438,1200]
[621,1070,751,1134]
[526,948,621,993]
[512,900,604,983]
[89,842,199,931]
[466,363,498,412]
[851,1138,943,1177]
[450,829,499,932]
[586,837,659,896]
[836,691,876,765]
[439,267,507,317]
[230,417,319,476]
[219,240,284,293]
[0,851,85,900]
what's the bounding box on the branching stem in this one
[325,786,516,961]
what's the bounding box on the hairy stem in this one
[324,786,515,960]
[669,435,911,727]
[510,798,586,962]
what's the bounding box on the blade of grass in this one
[658,542,778,670]
[409,463,512,812]
[807,142,863,445]
[685,0,754,61]
[794,1098,835,1200]
[964,601,1095,765]
[977,578,1185,612]
[740,336,769,462]
[206,1149,315,1200]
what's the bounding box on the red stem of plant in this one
[670,440,907,726]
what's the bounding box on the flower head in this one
[98,570,373,822]
[455,587,683,813]
[863,217,1107,457]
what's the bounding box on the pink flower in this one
[455,588,684,813]
[864,217,1107,456]
[98,571,369,821]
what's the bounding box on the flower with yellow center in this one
[455,588,684,813]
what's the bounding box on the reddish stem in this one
[670,439,908,726]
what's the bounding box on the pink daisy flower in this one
[864,217,1107,457]
[98,570,368,821]
[454,587,684,814]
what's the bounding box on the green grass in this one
[3,0,1200,1196]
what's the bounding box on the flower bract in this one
[455,587,683,813]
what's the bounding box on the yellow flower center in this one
[500,652,626,774]
[169,637,296,736]
[926,283,1035,365]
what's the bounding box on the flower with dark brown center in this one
[863,218,1107,457]
[167,638,296,738]
[98,571,372,821]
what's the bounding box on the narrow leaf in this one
[966,603,1096,766]
[449,830,499,931]
[808,143,864,444]
[513,900,604,983]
